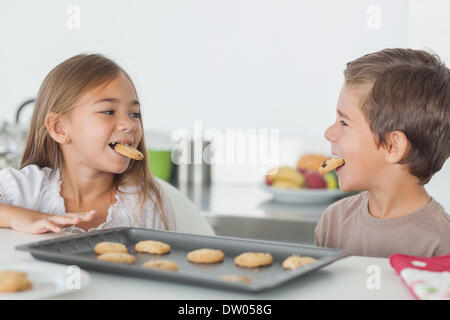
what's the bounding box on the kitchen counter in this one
[176,182,345,244]
[0,228,413,300]
[175,180,450,245]
[177,183,333,223]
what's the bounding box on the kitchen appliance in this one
[0,98,34,169]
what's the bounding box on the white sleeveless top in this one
[0,165,176,233]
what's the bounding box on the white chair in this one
[156,178,215,236]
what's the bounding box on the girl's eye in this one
[339,120,348,127]
[101,110,140,118]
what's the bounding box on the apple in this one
[303,170,327,189]
[265,175,273,185]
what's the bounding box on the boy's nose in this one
[324,122,338,142]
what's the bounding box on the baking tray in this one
[16,227,350,292]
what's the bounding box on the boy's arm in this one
[434,235,450,256]
[314,209,329,247]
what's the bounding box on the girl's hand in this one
[10,210,96,234]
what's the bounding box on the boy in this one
[314,48,450,258]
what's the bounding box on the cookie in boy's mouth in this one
[108,142,144,160]
[318,157,345,174]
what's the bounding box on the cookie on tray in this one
[234,252,273,268]
[220,274,253,284]
[142,260,179,271]
[282,255,317,270]
[135,240,171,255]
[97,252,136,264]
[0,271,33,293]
[94,242,128,254]
[187,248,225,264]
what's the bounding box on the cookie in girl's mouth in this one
[109,143,144,160]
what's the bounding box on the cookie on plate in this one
[234,252,273,268]
[0,271,33,293]
[187,248,225,264]
[142,260,179,271]
[94,242,128,254]
[97,252,136,264]
[282,255,317,270]
[135,240,171,255]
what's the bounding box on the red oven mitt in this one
[389,254,450,300]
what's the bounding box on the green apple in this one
[323,172,339,189]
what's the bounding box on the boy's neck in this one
[367,179,431,220]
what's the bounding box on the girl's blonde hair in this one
[20,53,169,229]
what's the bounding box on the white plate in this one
[261,184,350,204]
[0,262,90,299]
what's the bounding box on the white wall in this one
[1,0,407,139]
[407,0,450,63]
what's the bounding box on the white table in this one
[0,229,413,300]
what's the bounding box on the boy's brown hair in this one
[344,48,450,184]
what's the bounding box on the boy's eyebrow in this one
[337,109,351,121]
[93,98,140,107]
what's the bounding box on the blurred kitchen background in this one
[1,0,449,242]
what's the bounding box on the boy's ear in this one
[45,112,71,144]
[384,131,409,164]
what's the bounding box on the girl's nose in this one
[117,114,136,132]
[324,122,338,142]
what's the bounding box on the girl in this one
[0,54,176,234]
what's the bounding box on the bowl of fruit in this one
[262,154,349,204]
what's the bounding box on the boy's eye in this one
[339,120,348,127]
[101,110,114,115]
[131,112,141,118]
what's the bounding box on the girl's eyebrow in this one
[337,109,351,121]
[93,98,140,107]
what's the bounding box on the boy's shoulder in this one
[418,199,450,233]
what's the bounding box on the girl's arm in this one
[0,203,95,234]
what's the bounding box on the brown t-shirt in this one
[314,192,450,258]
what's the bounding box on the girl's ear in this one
[45,112,71,144]
[384,130,409,164]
